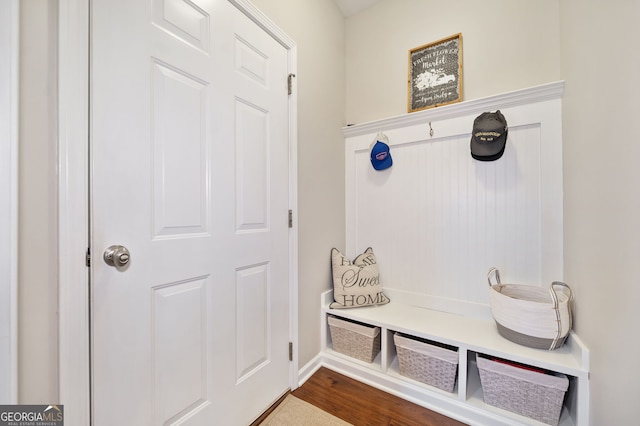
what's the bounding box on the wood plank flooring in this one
[288,367,467,426]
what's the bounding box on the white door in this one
[91,0,292,424]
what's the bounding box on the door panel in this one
[236,263,270,380]
[91,0,291,424]
[152,277,209,423]
[152,60,209,237]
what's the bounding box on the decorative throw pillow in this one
[330,247,390,309]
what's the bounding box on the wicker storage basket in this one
[477,355,569,425]
[394,333,459,392]
[328,315,381,363]
[487,268,573,350]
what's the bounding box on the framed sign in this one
[408,33,463,112]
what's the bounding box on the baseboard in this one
[296,354,323,388]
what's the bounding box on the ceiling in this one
[334,0,383,17]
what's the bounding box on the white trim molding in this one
[343,81,564,138]
[0,0,19,405]
[58,0,90,423]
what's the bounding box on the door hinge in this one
[288,209,293,228]
[85,247,91,267]
[287,73,296,95]
[288,342,293,361]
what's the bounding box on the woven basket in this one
[487,268,573,350]
[477,355,569,425]
[394,333,458,392]
[328,316,381,363]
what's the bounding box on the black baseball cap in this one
[470,110,508,161]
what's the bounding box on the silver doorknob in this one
[103,245,131,268]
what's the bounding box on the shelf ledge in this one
[322,290,588,377]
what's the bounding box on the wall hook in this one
[429,122,434,137]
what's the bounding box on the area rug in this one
[261,395,352,425]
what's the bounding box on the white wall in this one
[18,0,59,403]
[560,0,640,423]
[242,0,347,368]
[345,0,561,124]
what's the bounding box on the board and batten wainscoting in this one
[345,81,564,313]
[300,82,589,426]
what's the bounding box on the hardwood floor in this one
[289,367,467,426]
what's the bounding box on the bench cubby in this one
[320,290,589,426]
[321,83,589,425]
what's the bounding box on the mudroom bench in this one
[319,290,590,426]
[324,82,589,425]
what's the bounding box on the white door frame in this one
[57,1,298,424]
[0,0,19,405]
